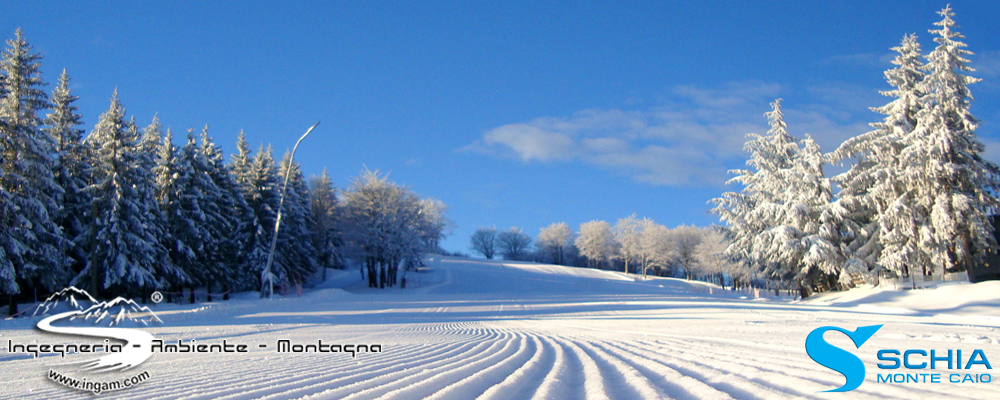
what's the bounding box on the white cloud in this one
[975,50,1000,79]
[480,124,577,162]
[824,52,895,69]
[462,81,876,187]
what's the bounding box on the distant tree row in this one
[469,218,746,288]
[713,6,999,295]
[0,29,448,315]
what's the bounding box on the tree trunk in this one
[8,295,16,317]
[379,263,386,289]
[89,201,100,299]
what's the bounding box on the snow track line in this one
[572,340,668,400]
[629,339,825,398]
[589,341,731,400]
[370,333,522,400]
[219,328,501,399]
[273,331,509,399]
[423,333,538,400]
[181,342,455,399]
[599,340,775,400]
[301,331,512,399]
[141,326,499,400]
[475,334,549,400]
[528,333,571,400]
[559,339,610,400]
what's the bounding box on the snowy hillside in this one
[2,256,999,399]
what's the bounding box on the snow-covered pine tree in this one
[45,69,90,279]
[830,34,925,280]
[712,99,797,280]
[309,169,341,279]
[169,128,232,301]
[0,28,69,313]
[897,6,1000,275]
[75,91,181,298]
[139,115,163,156]
[248,145,282,294]
[228,130,270,291]
[713,99,842,291]
[154,127,181,213]
[276,151,317,287]
[775,134,843,289]
[155,129,201,295]
[200,127,250,299]
[229,129,253,190]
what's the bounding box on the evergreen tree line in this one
[0,29,448,315]
[712,6,1000,295]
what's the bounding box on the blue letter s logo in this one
[805,325,883,392]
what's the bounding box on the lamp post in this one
[263,121,320,298]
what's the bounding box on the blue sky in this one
[5,1,1000,253]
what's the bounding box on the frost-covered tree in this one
[774,134,843,288]
[342,170,442,288]
[309,169,341,279]
[154,127,202,295]
[537,222,573,265]
[713,100,843,292]
[45,69,89,278]
[470,226,499,259]
[896,6,1000,275]
[75,91,181,298]
[638,220,672,277]
[0,29,69,313]
[830,34,925,281]
[614,214,642,275]
[162,129,231,299]
[668,225,706,280]
[692,229,749,289]
[276,151,317,286]
[497,227,532,261]
[229,130,254,190]
[228,130,268,290]
[199,128,249,298]
[246,145,281,293]
[415,199,449,255]
[712,99,797,275]
[575,220,617,269]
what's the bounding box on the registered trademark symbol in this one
[151,291,163,304]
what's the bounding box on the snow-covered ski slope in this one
[3,256,1000,399]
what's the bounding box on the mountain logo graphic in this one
[33,287,162,371]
